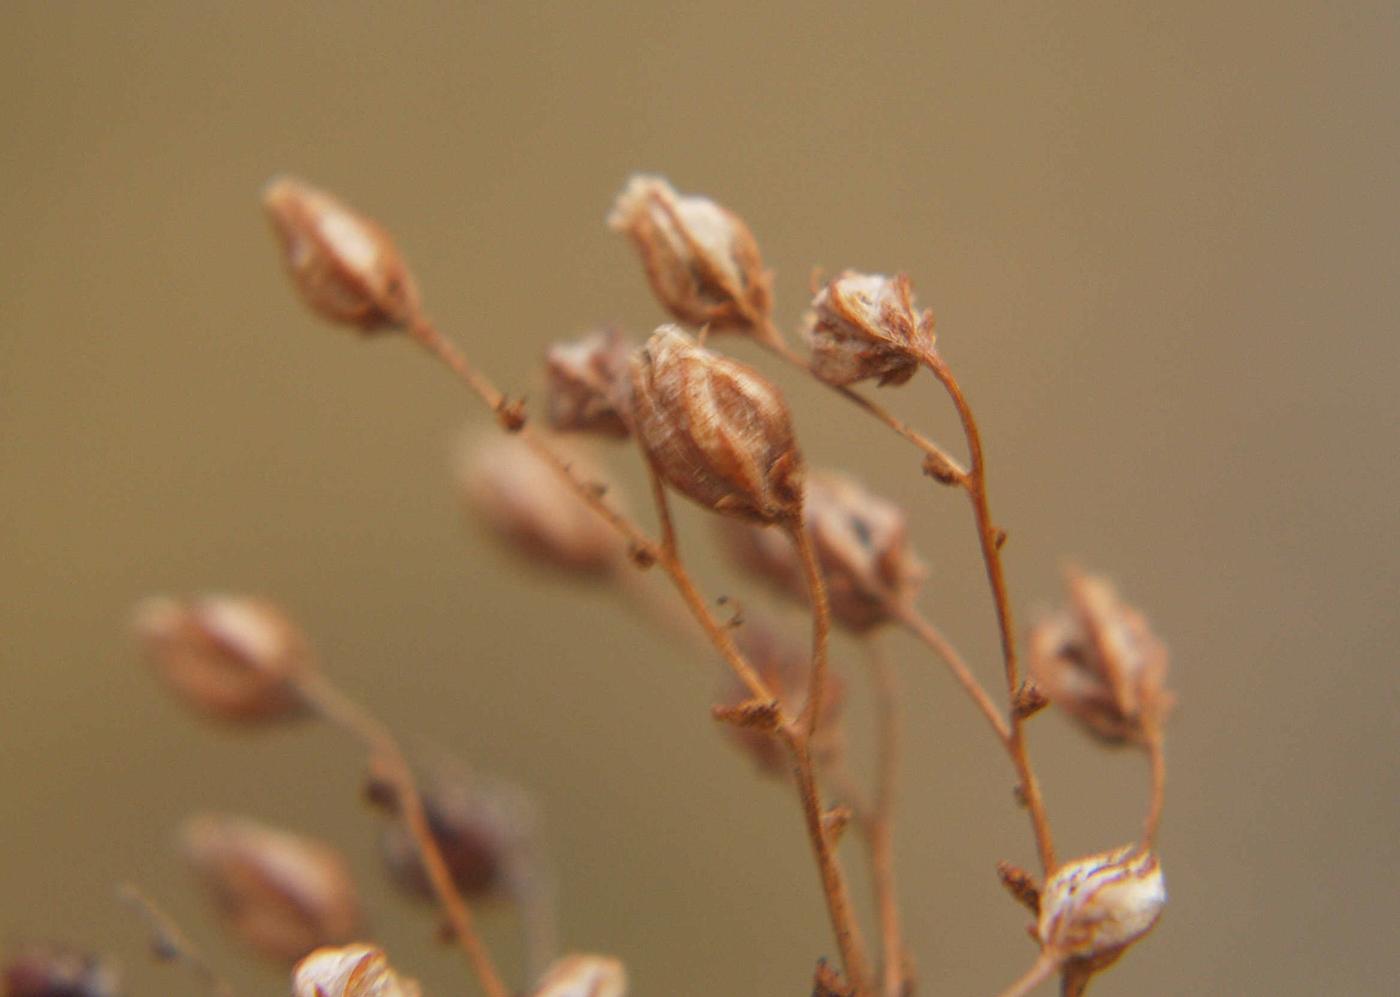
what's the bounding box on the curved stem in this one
[921,349,1056,875]
[995,949,1063,997]
[893,602,1010,744]
[862,638,908,997]
[293,672,510,997]
[789,519,832,738]
[1142,726,1167,848]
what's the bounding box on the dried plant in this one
[9,173,1178,996]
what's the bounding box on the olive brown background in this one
[1,3,1396,994]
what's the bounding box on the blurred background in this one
[1,3,1395,994]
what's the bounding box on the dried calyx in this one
[263,176,420,332]
[180,813,362,964]
[132,595,310,723]
[2,944,121,997]
[608,175,771,332]
[804,271,935,387]
[459,432,626,576]
[718,470,925,631]
[1027,569,1173,745]
[292,944,421,997]
[629,326,804,524]
[530,953,628,997]
[545,328,634,438]
[1038,845,1166,968]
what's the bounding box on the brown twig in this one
[1142,725,1167,848]
[116,883,235,997]
[789,520,832,739]
[862,637,909,997]
[291,670,510,997]
[995,949,1063,997]
[892,602,1010,744]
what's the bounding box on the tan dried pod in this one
[804,271,935,387]
[292,944,421,997]
[180,814,361,964]
[459,432,625,575]
[544,328,633,438]
[263,176,420,332]
[530,954,628,997]
[132,595,309,723]
[1038,846,1166,964]
[607,175,771,330]
[2,944,122,997]
[629,326,803,523]
[1027,569,1173,745]
[719,470,925,630]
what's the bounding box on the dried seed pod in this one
[180,814,361,964]
[2,944,121,997]
[1027,569,1173,745]
[804,272,934,387]
[544,328,633,438]
[716,621,844,779]
[607,175,771,330]
[379,769,534,902]
[719,470,925,630]
[530,954,627,997]
[459,432,625,575]
[1038,846,1166,963]
[132,596,310,723]
[629,326,803,523]
[292,944,421,997]
[263,176,420,332]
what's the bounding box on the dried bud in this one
[1038,846,1165,963]
[716,622,844,778]
[1028,569,1173,745]
[608,175,770,330]
[544,328,633,438]
[719,471,924,630]
[530,954,628,997]
[292,944,421,997]
[263,176,420,332]
[459,433,625,575]
[804,272,934,387]
[629,326,803,523]
[181,814,361,964]
[3,944,121,997]
[380,770,534,902]
[132,596,309,723]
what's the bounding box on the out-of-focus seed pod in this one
[180,814,362,964]
[629,326,803,524]
[715,622,845,779]
[2,944,121,997]
[459,433,625,576]
[292,944,421,997]
[530,954,627,997]
[132,596,309,723]
[379,769,534,902]
[544,328,633,438]
[804,272,934,387]
[263,176,420,332]
[719,470,925,631]
[608,175,771,331]
[1038,846,1165,964]
[1027,569,1173,745]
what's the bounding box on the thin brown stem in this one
[790,519,832,738]
[893,602,1010,744]
[117,883,234,997]
[1142,726,1167,848]
[862,638,908,997]
[995,949,1063,997]
[921,349,1056,875]
[292,671,510,997]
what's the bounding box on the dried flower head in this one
[132,595,310,723]
[716,621,845,778]
[804,272,934,387]
[379,769,534,902]
[459,432,625,575]
[263,176,420,332]
[530,954,628,997]
[544,328,633,438]
[629,326,803,523]
[181,814,361,964]
[719,470,924,630]
[2,944,121,997]
[292,944,421,997]
[1038,846,1166,964]
[1028,569,1173,744]
[608,175,771,330]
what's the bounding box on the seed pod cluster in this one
[629,326,803,524]
[804,271,934,387]
[1038,845,1166,963]
[292,944,421,997]
[544,328,633,438]
[608,175,771,330]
